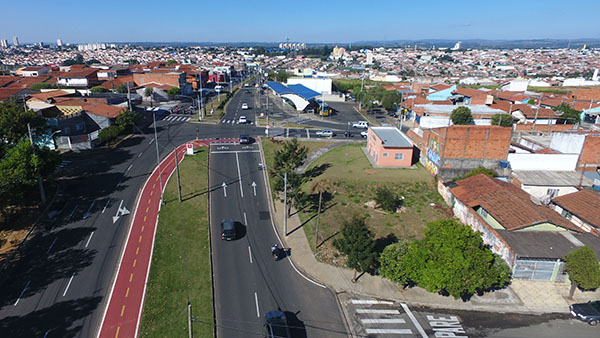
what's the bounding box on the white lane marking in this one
[365,328,412,334]
[83,201,96,219]
[361,318,406,324]
[356,309,400,314]
[62,273,75,297]
[401,303,429,338]
[248,246,253,264]
[286,128,289,138]
[243,212,248,225]
[66,205,78,221]
[102,199,110,213]
[14,280,30,306]
[138,152,143,157]
[46,237,57,254]
[210,150,260,154]
[306,129,310,138]
[149,138,155,145]
[85,231,94,248]
[352,299,394,305]
[235,152,243,198]
[127,164,133,172]
[254,292,260,317]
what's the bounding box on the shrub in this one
[374,186,400,212]
[98,125,123,144]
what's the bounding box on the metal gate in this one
[513,259,564,281]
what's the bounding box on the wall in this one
[133,72,184,88]
[522,185,579,200]
[550,204,593,233]
[507,153,578,171]
[375,147,413,167]
[58,78,88,87]
[549,132,585,154]
[287,78,332,95]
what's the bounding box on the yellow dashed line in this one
[121,305,125,317]
[129,273,133,282]
[138,235,142,243]
[150,191,153,196]
[145,207,149,213]
[153,183,156,189]
[125,287,130,298]
[136,247,139,255]
[141,226,144,232]
[144,216,147,222]
[133,259,136,267]
[115,326,120,338]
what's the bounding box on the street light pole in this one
[283,172,287,236]
[174,146,182,202]
[153,112,164,203]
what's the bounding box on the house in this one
[551,190,600,236]
[132,72,192,95]
[441,174,600,281]
[365,127,414,168]
[425,84,456,101]
[412,104,507,129]
[57,68,99,88]
[21,66,50,77]
[510,170,595,202]
[451,87,492,105]
[407,125,512,179]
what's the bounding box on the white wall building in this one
[286,77,332,95]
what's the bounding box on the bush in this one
[491,114,513,127]
[333,215,378,280]
[168,87,181,96]
[450,106,473,125]
[379,240,411,285]
[90,86,108,93]
[455,167,498,181]
[29,82,59,90]
[98,125,123,144]
[374,186,400,212]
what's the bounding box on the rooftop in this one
[416,104,505,115]
[496,230,600,260]
[552,190,600,228]
[512,170,595,187]
[371,127,413,148]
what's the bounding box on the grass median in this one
[139,148,213,338]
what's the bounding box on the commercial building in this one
[365,127,415,168]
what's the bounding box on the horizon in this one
[1,0,599,44]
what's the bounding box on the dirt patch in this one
[364,169,376,174]
[0,227,32,258]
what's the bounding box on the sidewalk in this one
[263,149,600,315]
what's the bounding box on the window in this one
[546,188,559,199]
[479,208,489,218]
[395,153,403,160]
[561,209,573,220]
[383,152,388,157]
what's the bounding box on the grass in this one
[261,141,451,266]
[139,149,213,338]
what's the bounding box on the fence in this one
[55,130,99,150]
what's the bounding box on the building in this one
[265,81,320,111]
[57,39,63,47]
[425,84,456,101]
[365,127,415,168]
[57,68,99,88]
[133,72,192,95]
[13,36,19,46]
[440,174,600,281]
[21,66,50,77]
[452,41,462,50]
[286,77,332,95]
[510,170,595,202]
[551,190,600,235]
[0,39,8,48]
[408,125,512,179]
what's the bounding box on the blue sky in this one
[1,0,599,44]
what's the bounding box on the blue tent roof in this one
[266,81,292,95]
[287,84,320,100]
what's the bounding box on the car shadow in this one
[283,311,307,338]
[233,221,247,240]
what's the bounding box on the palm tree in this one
[310,179,331,248]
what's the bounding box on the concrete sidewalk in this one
[260,142,600,314]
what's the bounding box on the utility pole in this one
[283,172,287,236]
[153,112,164,203]
[187,302,193,338]
[27,123,46,204]
[126,82,132,111]
[174,146,182,202]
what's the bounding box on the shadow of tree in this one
[375,233,399,254]
[303,163,331,180]
[0,296,102,338]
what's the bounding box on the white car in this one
[360,131,368,138]
[241,103,249,110]
[316,129,335,138]
[353,121,369,129]
[238,116,248,124]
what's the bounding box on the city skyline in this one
[0,0,599,44]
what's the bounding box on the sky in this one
[1,0,599,44]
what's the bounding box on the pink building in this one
[366,127,414,167]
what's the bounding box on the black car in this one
[220,219,236,240]
[265,311,292,338]
[239,134,251,144]
[570,300,600,326]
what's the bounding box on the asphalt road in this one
[209,141,347,338]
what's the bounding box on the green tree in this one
[379,240,411,285]
[167,87,181,96]
[85,59,100,66]
[98,125,122,144]
[527,98,536,105]
[144,87,153,98]
[115,110,139,133]
[90,86,108,93]
[333,215,378,282]
[0,102,46,152]
[402,219,511,299]
[456,167,498,181]
[116,84,128,93]
[166,59,177,66]
[491,114,514,127]
[275,72,292,83]
[0,140,39,217]
[450,106,473,125]
[554,102,581,124]
[564,246,600,299]
[374,186,401,212]
[273,138,308,174]
[29,82,59,90]
[381,90,402,111]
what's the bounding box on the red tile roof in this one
[552,190,600,228]
[451,174,581,232]
[454,87,486,97]
[28,90,71,102]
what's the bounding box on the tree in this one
[455,168,498,181]
[379,240,411,285]
[29,82,59,90]
[85,59,100,66]
[98,125,122,144]
[0,102,46,153]
[144,87,153,107]
[310,179,331,247]
[527,98,536,105]
[275,72,292,83]
[333,215,378,282]
[116,84,128,94]
[166,59,177,66]
[374,186,401,212]
[381,90,402,111]
[90,86,108,93]
[273,138,308,175]
[168,87,181,96]
[0,140,39,218]
[450,106,473,125]
[564,246,600,299]
[491,114,513,127]
[115,110,139,133]
[401,219,511,299]
[554,102,581,124]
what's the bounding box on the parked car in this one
[214,85,223,93]
[570,300,600,326]
[239,134,251,144]
[316,129,335,137]
[264,311,292,338]
[352,121,369,129]
[360,130,368,138]
[241,103,249,110]
[238,116,248,124]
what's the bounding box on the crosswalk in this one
[162,115,191,122]
[347,297,428,337]
[220,119,254,125]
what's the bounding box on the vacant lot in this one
[262,139,450,266]
[139,149,213,338]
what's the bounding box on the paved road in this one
[209,142,347,338]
